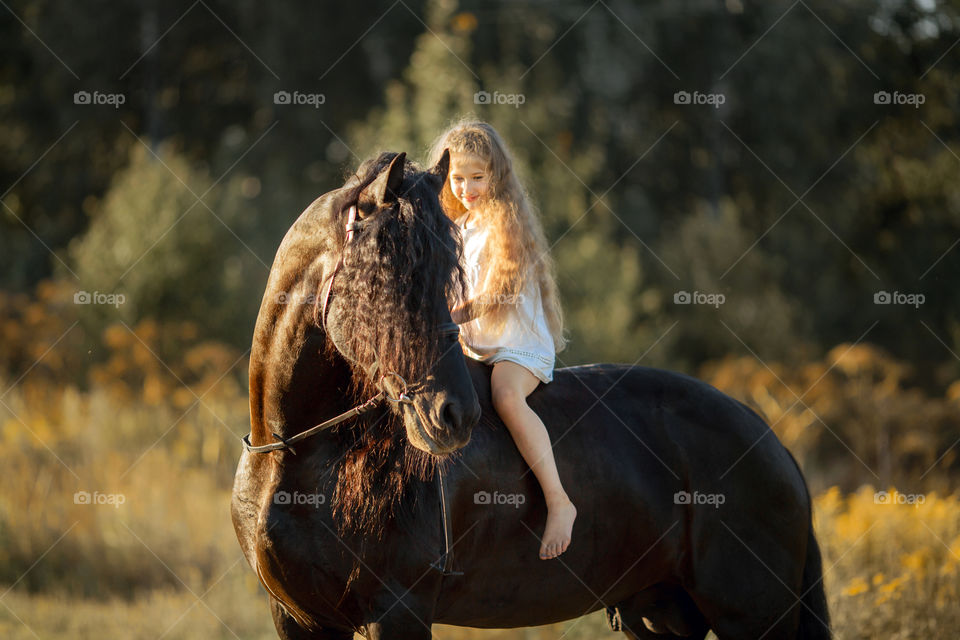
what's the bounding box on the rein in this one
[240,372,410,455]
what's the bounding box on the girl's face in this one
[449,152,489,211]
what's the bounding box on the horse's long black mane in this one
[315,152,466,541]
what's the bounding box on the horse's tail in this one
[798,518,831,639]
[783,447,831,640]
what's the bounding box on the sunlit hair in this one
[427,119,567,352]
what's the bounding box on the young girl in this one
[428,120,577,560]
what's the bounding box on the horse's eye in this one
[356,202,378,218]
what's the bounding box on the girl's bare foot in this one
[539,499,577,559]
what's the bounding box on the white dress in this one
[454,212,556,384]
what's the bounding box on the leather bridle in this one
[242,204,460,454]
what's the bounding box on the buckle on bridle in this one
[380,371,413,405]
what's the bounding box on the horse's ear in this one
[363,152,406,209]
[427,149,450,191]
[383,152,406,201]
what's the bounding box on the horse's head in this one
[319,151,480,455]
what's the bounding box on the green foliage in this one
[346,0,960,378]
[2,0,960,375]
[67,145,264,348]
[659,200,804,366]
[350,0,479,159]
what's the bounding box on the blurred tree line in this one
[2,0,959,392]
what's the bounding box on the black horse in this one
[232,152,831,639]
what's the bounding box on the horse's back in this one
[460,359,801,500]
[547,362,802,490]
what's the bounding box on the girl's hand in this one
[450,304,470,324]
[452,297,496,324]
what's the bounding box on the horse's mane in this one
[315,152,467,542]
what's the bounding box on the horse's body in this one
[235,359,827,639]
[436,360,824,638]
[232,153,830,639]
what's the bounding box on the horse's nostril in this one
[441,400,462,431]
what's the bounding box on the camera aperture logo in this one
[274,490,326,507]
[674,490,725,508]
[74,90,126,109]
[874,290,924,308]
[474,90,525,108]
[473,490,526,508]
[673,290,725,308]
[74,290,126,308]
[274,90,326,108]
[74,490,126,508]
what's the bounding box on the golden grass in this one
[815,486,960,639]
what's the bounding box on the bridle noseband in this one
[242,204,460,454]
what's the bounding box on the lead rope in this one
[431,470,463,576]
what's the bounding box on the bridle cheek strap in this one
[319,205,357,335]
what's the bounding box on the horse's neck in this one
[248,257,349,449]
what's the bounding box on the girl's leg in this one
[491,360,577,559]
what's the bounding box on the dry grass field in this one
[1,309,957,638]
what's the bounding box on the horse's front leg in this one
[365,619,432,639]
[269,597,354,640]
[364,588,436,640]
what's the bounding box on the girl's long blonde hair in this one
[428,120,567,353]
